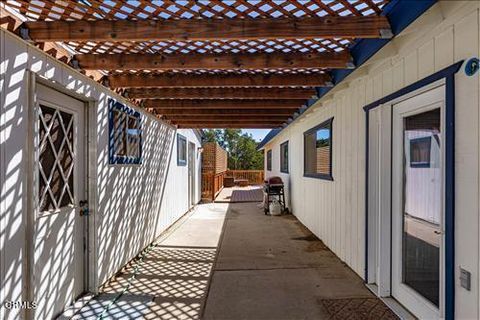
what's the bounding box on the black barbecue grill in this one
[263,176,286,215]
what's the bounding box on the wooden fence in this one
[226,170,265,185]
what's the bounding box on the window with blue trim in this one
[177,134,187,166]
[109,99,142,164]
[266,149,272,171]
[304,118,333,180]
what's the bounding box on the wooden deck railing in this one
[202,171,226,201]
[226,170,265,185]
[202,170,265,202]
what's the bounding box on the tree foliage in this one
[203,129,264,170]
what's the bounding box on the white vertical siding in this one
[0,29,202,319]
[454,7,480,318]
[264,2,480,317]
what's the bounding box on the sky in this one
[242,129,271,142]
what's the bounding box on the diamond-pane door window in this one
[38,104,75,212]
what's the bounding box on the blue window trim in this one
[177,133,187,166]
[280,140,289,174]
[108,98,142,165]
[303,117,334,181]
[363,61,463,320]
[266,149,272,171]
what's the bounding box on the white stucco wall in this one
[0,28,202,319]
[263,1,480,318]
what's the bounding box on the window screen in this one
[304,118,333,180]
[109,99,142,164]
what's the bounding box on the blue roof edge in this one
[257,128,281,150]
[256,0,437,150]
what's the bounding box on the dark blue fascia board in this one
[257,0,437,150]
[325,0,437,92]
[307,0,437,119]
[384,0,438,34]
[256,128,281,150]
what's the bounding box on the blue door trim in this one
[364,61,463,111]
[363,61,463,320]
[444,73,455,320]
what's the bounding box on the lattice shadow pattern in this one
[73,246,216,320]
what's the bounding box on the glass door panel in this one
[402,108,441,307]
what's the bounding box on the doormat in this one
[320,298,398,320]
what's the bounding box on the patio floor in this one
[214,185,264,203]
[70,202,397,320]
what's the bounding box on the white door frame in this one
[24,73,98,319]
[366,104,392,298]
[366,79,446,313]
[391,85,445,319]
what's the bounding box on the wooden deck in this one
[215,185,264,203]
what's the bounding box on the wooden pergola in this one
[2,0,391,128]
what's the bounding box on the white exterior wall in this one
[0,29,201,319]
[263,2,480,318]
[156,129,202,235]
[264,142,292,209]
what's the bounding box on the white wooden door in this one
[391,85,445,319]
[33,84,86,319]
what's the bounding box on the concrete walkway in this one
[71,202,396,319]
[70,203,228,320]
[203,202,396,320]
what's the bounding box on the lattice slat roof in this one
[69,37,352,55]
[5,0,386,57]
[8,0,387,21]
[3,0,390,128]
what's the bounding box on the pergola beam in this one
[174,120,284,124]
[144,99,301,110]
[125,87,316,100]
[166,118,289,125]
[150,109,295,116]
[24,16,392,42]
[177,124,281,128]
[109,73,332,88]
[163,115,289,121]
[75,51,352,70]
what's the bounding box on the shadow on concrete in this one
[71,203,228,320]
[203,202,398,320]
